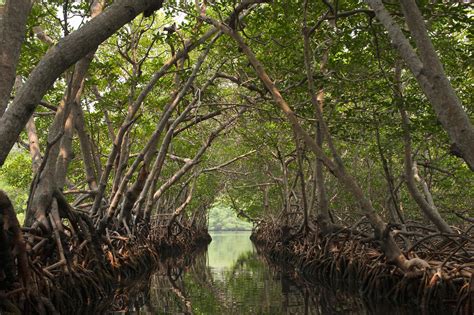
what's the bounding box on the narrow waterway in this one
[107,231,444,314]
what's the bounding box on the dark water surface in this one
[108,231,443,314]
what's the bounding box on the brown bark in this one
[112,130,131,197]
[391,61,452,233]
[112,41,142,197]
[294,134,309,232]
[0,0,32,117]
[32,26,55,46]
[27,2,105,228]
[57,1,104,190]
[55,110,74,190]
[15,76,42,174]
[400,109,453,234]
[366,0,474,170]
[0,0,165,166]
[26,117,42,174]
[0,190,30,287]
[74,105,98,191]
[134,104,197,222]
[25,86,72,229]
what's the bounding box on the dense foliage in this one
[0,0,472,250]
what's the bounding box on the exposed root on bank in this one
[0,203,211,314]
[251,219,474,314]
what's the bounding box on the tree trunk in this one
[106,41,217,222]
[57,1,104,190]
[393,61,453,233]
[294,133,309,233]
[399,102,453,234]
[0,191,30,287]
[55,110,75,190]
[366,0,474,170]
[0,0,32,117]
[25,90,72,229]
[90,24,213,216]
[16,76,42,174]
[375,121,403,224]
[151,116,237,202]
[26,117,42,174]
[0,0,165,166]
[302,15,330,227]
[74,105,98,190]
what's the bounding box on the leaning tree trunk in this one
[394,64,453,233]
[106,41,217,224]
[366,0,474,170]
[0,0,165,166]
[26,2,105,228]
[25,92,72,229]
[294,132,309,233]
[56,1,105,190]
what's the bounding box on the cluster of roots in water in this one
[251,219,474,314]
[0,208,211,315]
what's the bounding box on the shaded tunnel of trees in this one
[0,0,472,313]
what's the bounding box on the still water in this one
[109,231,438,314]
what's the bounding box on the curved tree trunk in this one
[366,0,474,170]
[397,102,453,233]
[0,0,165,166]
[106,40,218,223]
[56,0,103,188]
[27,2,105,228]
[392,61,453,233]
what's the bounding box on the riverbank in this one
[251,220,473,314]
[0,223,211,314]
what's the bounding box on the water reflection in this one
[109,231,437,314]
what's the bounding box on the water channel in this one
[108,231,449,314]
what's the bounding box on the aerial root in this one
[1,211,210,314]
[251,219,473,313]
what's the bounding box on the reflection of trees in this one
[218,250,286,314]
[105,242,437,314]
[167,266,193,314]
[266,256,438,315]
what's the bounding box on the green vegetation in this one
[0,0,472,232]
[208,203,253,231]
[0,4,472,310]
[0,150,30,218]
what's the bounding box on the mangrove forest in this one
[0,0,473,313]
